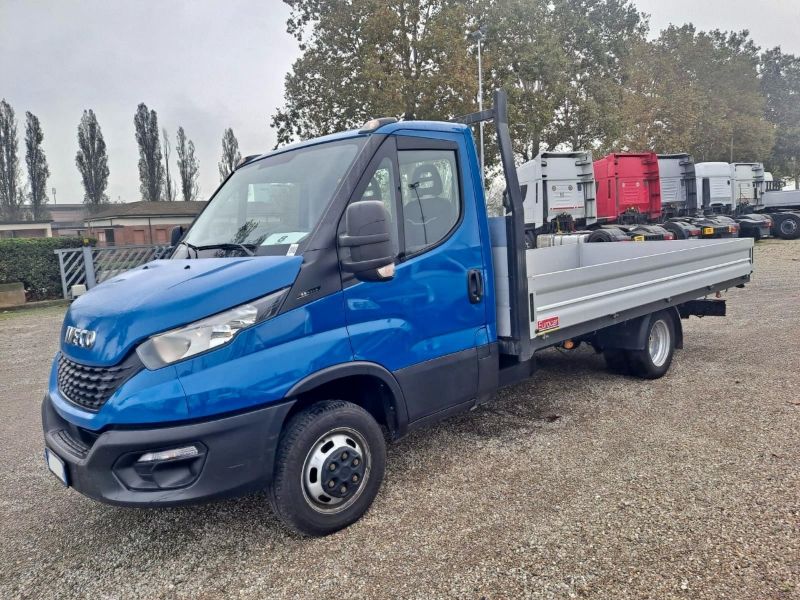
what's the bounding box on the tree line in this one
[0,100,245,221]
[4,0,799,223]
[273,0,800,186]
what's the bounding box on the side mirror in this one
[339,201,395,282]
[169,225,185,246]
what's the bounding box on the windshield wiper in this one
[178,240,200,258]
[194,243,256,257]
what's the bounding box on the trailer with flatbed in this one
[42,90,754,536]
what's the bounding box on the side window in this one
[398,149,460,255]
[354,156,399,255]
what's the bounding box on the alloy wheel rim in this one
[648,320,671,367]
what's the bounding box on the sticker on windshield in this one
[261,232,307,246]
[287,243,299,257]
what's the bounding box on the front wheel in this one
[626,313,676,379]
[269,400,386,536]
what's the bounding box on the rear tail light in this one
[728,225,738,233]
[690,228,701,236]
[765,220,772,226]
[665,232,675,240]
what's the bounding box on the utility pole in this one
[469,25,487,186]
[52,187,56,205]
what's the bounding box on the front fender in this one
[286,361,409,435]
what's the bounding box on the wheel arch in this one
[283,362,409,439]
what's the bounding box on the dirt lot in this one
[0,240,798,599]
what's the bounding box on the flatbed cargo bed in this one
[492,230,753,350]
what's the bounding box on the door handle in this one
[467,269,484,304]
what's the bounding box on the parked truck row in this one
[43,91,755,536]
[517,150,800,247]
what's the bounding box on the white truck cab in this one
[731,162,765,209]
[658,153,697,217]
[695,162,733,213]
[517,151,596,232]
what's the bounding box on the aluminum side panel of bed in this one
[527,239,753,339]
[491,226,753,344]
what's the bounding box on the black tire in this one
[774,213,800,240]
[626,312,676,379]
[603,348,630,374]
[269,400,386,536]
[663,222,688,240]
[587,228,627,243]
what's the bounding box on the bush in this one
[0,237,94,301]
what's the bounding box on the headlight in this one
[136,288,288,369]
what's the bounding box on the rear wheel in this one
[626,313,676,379]
[269,400,386,536]
[587,228,628,242]
[774,213,800,240]
[663,222,688,240]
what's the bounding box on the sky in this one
[1,0,798,206]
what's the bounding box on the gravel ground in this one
[1,240,798,599]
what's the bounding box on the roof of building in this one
[85,201,207,221]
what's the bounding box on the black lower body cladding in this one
[41,396,294,506]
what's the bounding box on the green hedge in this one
[0,237,94,301]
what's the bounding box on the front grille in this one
[57,353,142,411]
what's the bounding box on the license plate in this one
[45,448,68,486]
[703,227,714,235]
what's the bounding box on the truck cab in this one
[695,161,733,213]
[593,153,661,224]
[517,151,596,234]
[42,91,755,536]
[658,153,697,218]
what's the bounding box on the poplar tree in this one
[25,111,50,220]
[75,109,110,207]
[134,103,164,201]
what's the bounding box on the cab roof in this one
[242,120,470,166]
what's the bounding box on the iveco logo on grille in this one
[64,326,96,349]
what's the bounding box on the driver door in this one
[341,135,487,425]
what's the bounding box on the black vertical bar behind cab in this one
[452,90,533,361]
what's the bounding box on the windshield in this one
[176,137,366,258]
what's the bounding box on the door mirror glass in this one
[169,225,185,246]
[339,201,395,282]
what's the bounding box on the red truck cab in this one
[594,153,661,224]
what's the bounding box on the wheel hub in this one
[781,219,797,235]
[321,448,365,498]
[302,429,370,513]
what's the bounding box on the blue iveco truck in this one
[43,91,754,535]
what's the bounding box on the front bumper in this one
[42,395,294,506]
